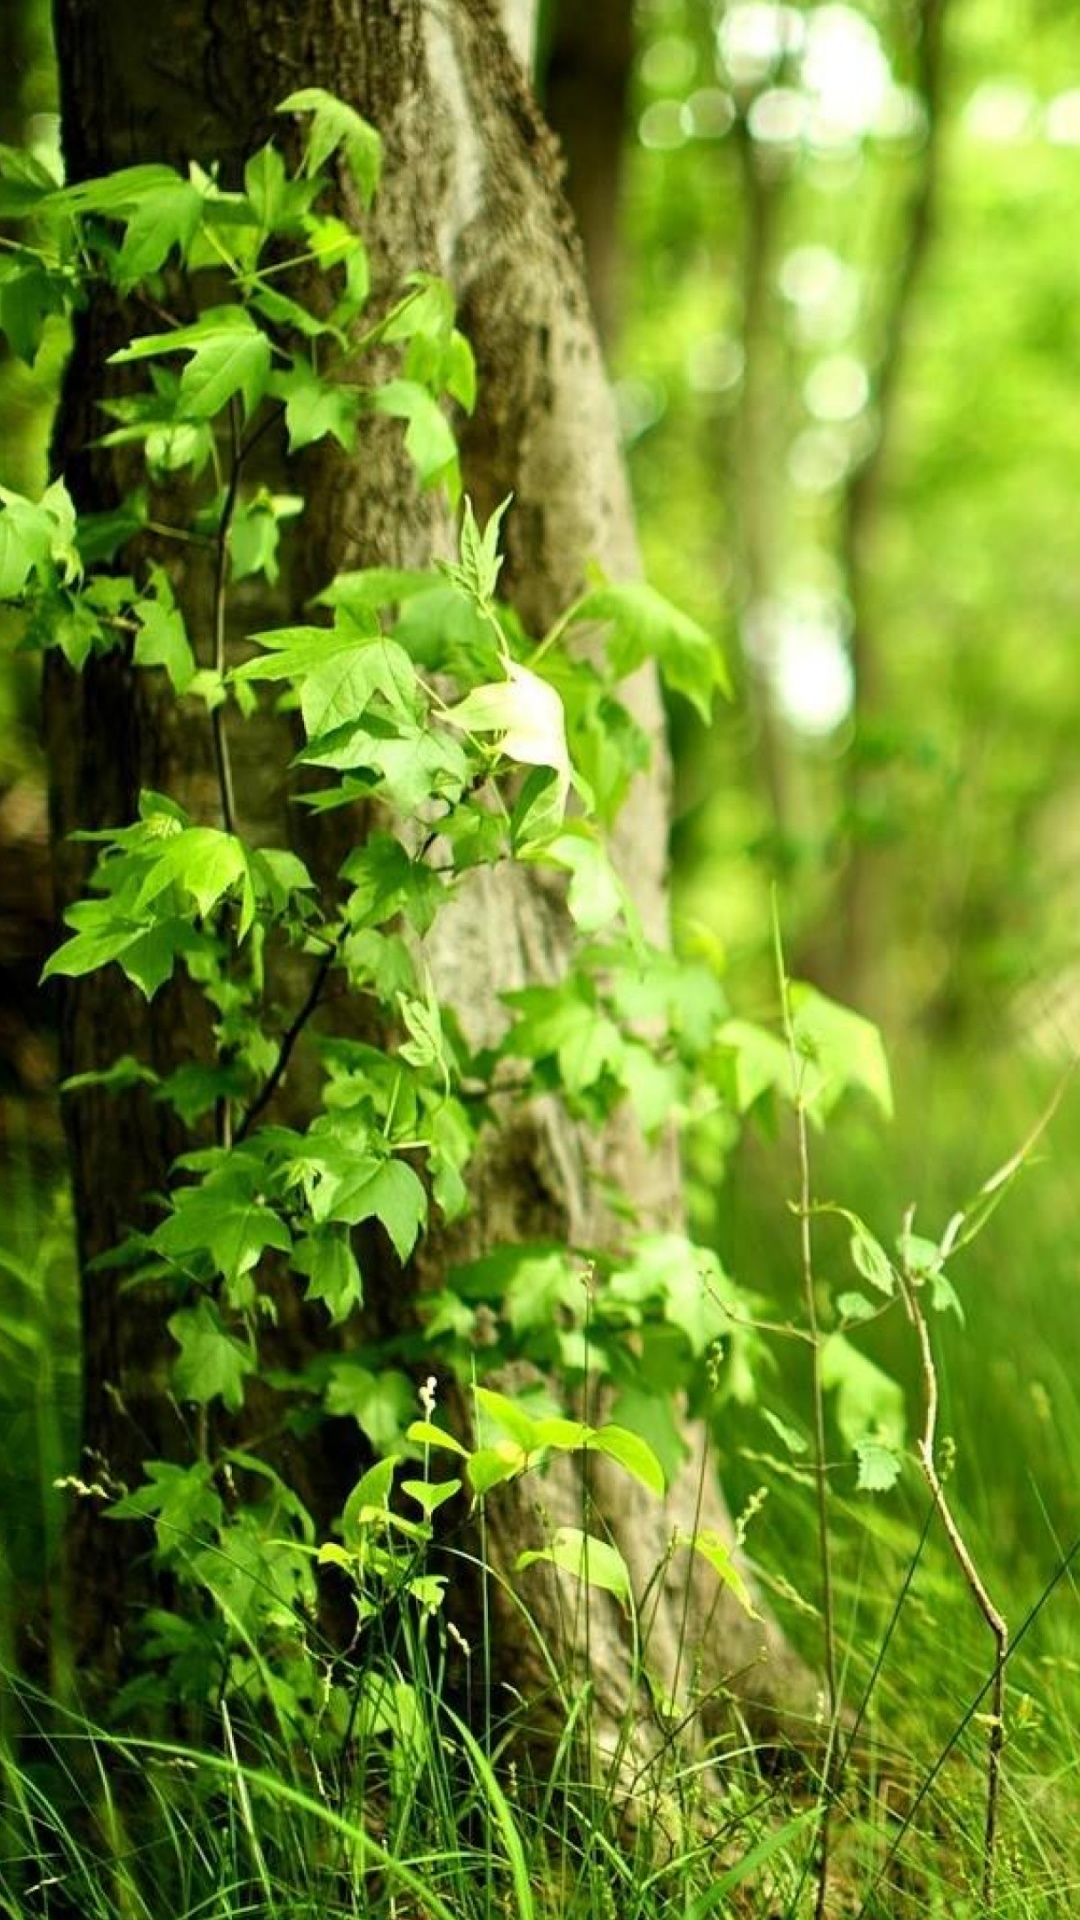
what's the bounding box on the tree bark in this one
[541,0,634,348]
[47,0,812,1754]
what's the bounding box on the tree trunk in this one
[541,0,634,348]
[47,0,812,1756]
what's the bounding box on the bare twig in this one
[210,397,243,839]
[773,910,839,1920]
[896,1224,1007,1910]
[234,927,346,1142]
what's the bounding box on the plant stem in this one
[210,397,243,839]
[897,1251,1007,1909]
[235,926,346,1141]
[774,907,838,1920]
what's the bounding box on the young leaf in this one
[291,1232,363,1324]
[821,1333,905,1450]
[572,580,731,720]
[790,984,894,1120]
[517,1527,632,1607]
[115,177,204,290]
[849,1219,895,1297]
[405,1420,470,1458]
[168,1299,256,1412]
[679,1528,760,1618]
[110,308,272,422]
[372,380,459,495]
[854,1438,904,1493]
[444,663,571,809]
[326,1363,416,1453]
[277,88,383,205]
[320,1155,427,1262]
[132,568,197,692]
[472,1386,541,1453]
[153,1178,292,1287]
[588,1424,666,1496]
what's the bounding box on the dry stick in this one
[896,1245,1007,1911]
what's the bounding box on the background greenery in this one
[5,0,1080,1906]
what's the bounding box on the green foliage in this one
[0,97,758,1719]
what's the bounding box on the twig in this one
[773,908,839,1920]
[896,1228,1007,1910]
[234,927,346,1141]
[210,397,243,839]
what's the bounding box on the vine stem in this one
[210,397,243,840]
[235,927,346,1142]
[896,1236,1007,1910]
[773,907,838,1920]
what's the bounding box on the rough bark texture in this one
[48,0,813,1754]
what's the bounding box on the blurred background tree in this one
[6,0,1080,1731]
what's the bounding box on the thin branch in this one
[210,397,243,839]
[896,1237,1007,1910]
[234,927,346,1142]
[773,908,838,1920]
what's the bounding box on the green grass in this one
[5,1050,1080,1917]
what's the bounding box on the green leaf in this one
[115,179,204,289]
[821,1333,905,1451]
[405,1420,470,1459]
[500,978,626,1097]
[118,921,201,999]
[849,1219,895,1297]
[326,1364,416,1453]
[153,1177,292,1287]
[760,1408,810,1455]
[715,1018,792,1113]
[168,1299,256,1412]
[46,162,183,216]
[679,1528,759,1616]
[180,321,272,422]
[300,636,418,738]
[589,1424,666,1496]
[244,142,288,229]
[835,1290,877,1325]
[373,380,459,495]
[291,1232,362,1323]
[608,1234,729,1359]
[110,308,271,422]
[134,826,251,925]
[229,489,303,584]
[517,1527,631,1607]
[317,567,437,614]
[854,1438,904,1492]
[790,984,894,1121]
[609,1385,688,1487]
[0,260,67,364]
[320,1156,427,1262]
[277,88,383,204]
[108,1459,223,1550]
[472,1386,541,1453]
[531,828,629,933]
[468,1446,526,1496]
[341,1455,399,1545]
[402,1478,460,1517]
[272,354,360,453]
[132,570,197,692]
[573,580,731,720]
